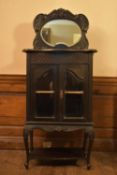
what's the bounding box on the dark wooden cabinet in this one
[23,9,97,169]
[25,49,94,124]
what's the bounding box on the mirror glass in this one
[41,19,82,47]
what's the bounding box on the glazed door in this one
[31,65,58,121]
[60,64,89,122]
[29,63,89,122]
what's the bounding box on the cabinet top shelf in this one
[23,48,97,53]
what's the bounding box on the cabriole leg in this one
[29,129,34,151]
[84,128,95,170]
[23,127,29,169]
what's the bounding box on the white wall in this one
[0,0,117,76]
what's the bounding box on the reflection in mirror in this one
[41,19,82,47]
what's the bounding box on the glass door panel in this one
[36,93,54,117]
[65,94,84,117]
[32,66,57,119]
[63,65,87,119]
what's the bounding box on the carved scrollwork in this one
[26,124,87,132]
[75,14,89,32]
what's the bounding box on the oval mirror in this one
[40,19,82,47]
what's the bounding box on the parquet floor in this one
[0,150,117,175]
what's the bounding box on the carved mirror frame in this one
[33,8,89,49]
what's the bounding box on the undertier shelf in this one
[29,148,84,161]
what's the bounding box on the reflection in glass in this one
[35,69,55,117]
[36,94,54,116]
[65,94,83,117]
[65,70,84,91]
[35,70,54,90]
[41,19,81,47]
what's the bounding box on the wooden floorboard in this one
[0,151,116,175]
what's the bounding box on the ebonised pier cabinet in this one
[23,8,97,169]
